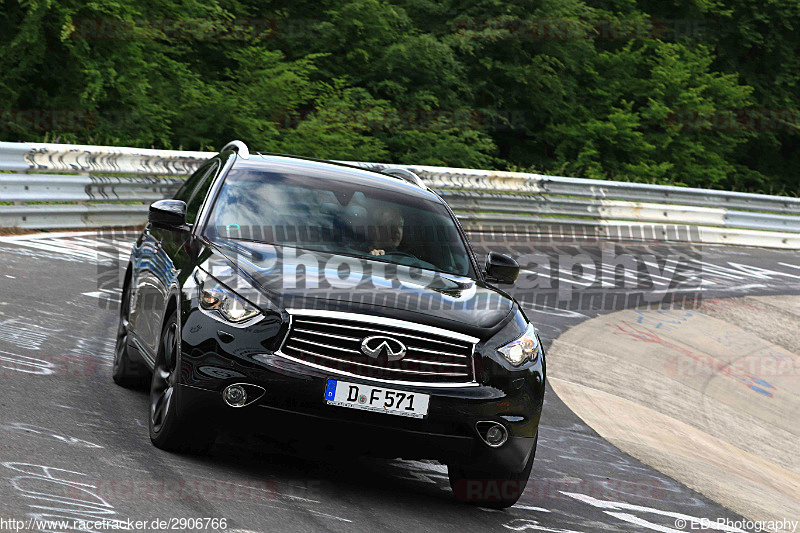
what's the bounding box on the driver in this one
[369,207,404,256]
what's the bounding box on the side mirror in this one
[484,252,519,284]
[149,199,187,228]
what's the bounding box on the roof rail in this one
[220,140,250,159]
[380,167,426,189]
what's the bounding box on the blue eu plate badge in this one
[325,380,338,401]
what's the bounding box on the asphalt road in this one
[0,231,798,533]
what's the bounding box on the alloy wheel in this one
[150,321,178,434]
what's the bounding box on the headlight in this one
[196,271,261,324]
[497,323,540,366]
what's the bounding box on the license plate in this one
[324,380,429,419]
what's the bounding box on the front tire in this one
[149,310,215,454]
[448,434,537,509]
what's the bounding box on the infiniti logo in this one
[360,336,407,361]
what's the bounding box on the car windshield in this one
[204,167,473,276]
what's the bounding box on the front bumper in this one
[178,310,545,473]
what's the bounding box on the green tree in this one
[0,0,796,195]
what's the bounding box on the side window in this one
[175,161,213,202]
[184,162,219,225]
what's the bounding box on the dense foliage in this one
[1,0,797,194]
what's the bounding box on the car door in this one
[131,160,220,358]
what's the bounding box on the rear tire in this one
[112,280,149,389]
[448,433,537,509]
[149,311,215,454]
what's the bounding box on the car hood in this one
[200,239,515,334]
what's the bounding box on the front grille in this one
[280,311,476,385]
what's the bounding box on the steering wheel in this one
[382,250,417,259]
[382,251,439,272]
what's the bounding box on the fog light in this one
[486,425,505,445]
[476,421,508,447]
[223,385,247,407]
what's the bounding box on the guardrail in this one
[2,141,799,249]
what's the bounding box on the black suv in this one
[114,141,545,508]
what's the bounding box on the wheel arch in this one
[122,262,133,292]
[165,292,179,321]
